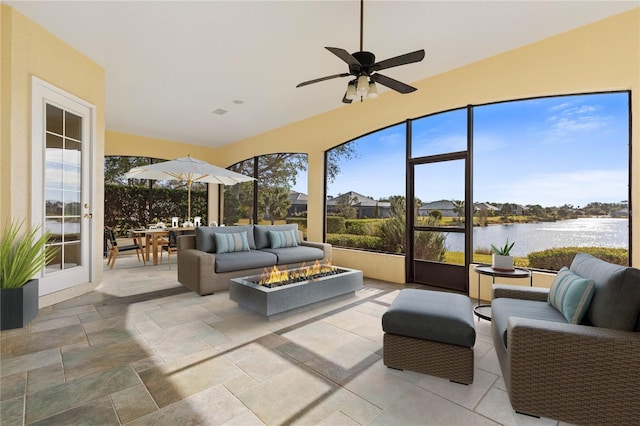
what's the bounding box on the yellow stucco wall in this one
[1,5,106,302]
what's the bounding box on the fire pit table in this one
[229,264,363,319]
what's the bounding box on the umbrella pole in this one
[187,179,192,224]
[187,179,191,223]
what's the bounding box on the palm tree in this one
[452,200,465,224]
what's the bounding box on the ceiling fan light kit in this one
[296,0,425,104]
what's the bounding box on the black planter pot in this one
[1,279,39,330]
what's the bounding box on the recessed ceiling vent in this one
[212,108,228,115]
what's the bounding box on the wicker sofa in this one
[177,224,331,296]
[490,253,640,424]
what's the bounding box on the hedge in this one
[105,184,207,237]
[527,247,628,270]
[326,216,346,234]
[286,217,307,228]
[326,233,384,251]
[345,220,371,235]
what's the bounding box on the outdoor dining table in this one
[132,227,195,266]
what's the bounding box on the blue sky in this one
[319,92,629,208]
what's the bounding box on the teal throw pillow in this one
[214,231,250,254]
[268,229,298,249]
[548,266,595,324]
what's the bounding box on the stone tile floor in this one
[1,255,565,425]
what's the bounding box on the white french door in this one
[32,77,94,295]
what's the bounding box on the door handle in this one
[84,213,93,219]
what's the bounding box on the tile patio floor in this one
[1,255,565,425]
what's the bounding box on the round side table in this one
[473,265,531,321]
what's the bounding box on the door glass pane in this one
[46,244,63,272]
[46,104,63,134]
[64,190,81,215]
[65,243,81,267]
[64,218,81,242]
[45,218,63,243]
[411,109,467,158]
[414,160,465,228]
[44,104,83,272]
[65,112,82,140]
[46,190,63,216]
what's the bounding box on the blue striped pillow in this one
[268,229,298,249]
[548,266,595,324]
[214,231,250,254]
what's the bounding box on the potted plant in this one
[490,239,515,272]
[0,220,55,330]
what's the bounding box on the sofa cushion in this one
[196,226,256,253]
[261,246,324,265]
[254,224,300,249]
[269,229,299,249]
[214,250,277,273]
[214,231,250,254]
[570,253,640,331]
[492,298,567,348]
[548,267,595,324]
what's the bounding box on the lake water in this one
[445,218,629,256]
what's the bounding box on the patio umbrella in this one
[123,155,255,223]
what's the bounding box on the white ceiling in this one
[7,1,638,148]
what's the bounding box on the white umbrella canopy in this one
[123,156,255,223]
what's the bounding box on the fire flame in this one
[258,260,334,286]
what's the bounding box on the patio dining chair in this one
[105,228,146,269]
[159,229,178,269]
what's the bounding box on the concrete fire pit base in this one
[229,267,363,319]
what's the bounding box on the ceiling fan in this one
[296,0,425,103]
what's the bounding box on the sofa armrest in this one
[177,248,216,295]
[300,241,332,261]
[492,283,549,302]
[506,317,640,422]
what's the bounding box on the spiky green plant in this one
[0,220,56,289]
[490,238,515,256]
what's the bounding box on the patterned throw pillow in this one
[214,231,250,254]
[268,229,299,249]
[548,266,595,324]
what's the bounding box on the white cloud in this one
[547,101,573,112]
[543,102,612,143]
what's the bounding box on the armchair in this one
[491,253,640,424]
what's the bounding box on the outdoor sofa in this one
[491,252,640,424]
[177,224,331,295]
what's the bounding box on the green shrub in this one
[326,234,384,251]
[286,217,307,228]
[527,247,628,270]
[429,210,443,221]
[326,216,346,234]
[345,220,370,235]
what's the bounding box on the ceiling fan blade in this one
[371,73,417,94]
[325,47,362,68]
[372,49,425,72]
[296,73,351,88]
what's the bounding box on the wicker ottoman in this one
[382,289,476,384]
